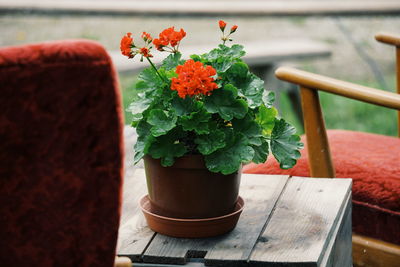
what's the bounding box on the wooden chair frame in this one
[275,33,400,266]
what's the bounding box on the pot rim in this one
[140,195,244,222]
[144,154,242,172]
[144,154,207,170]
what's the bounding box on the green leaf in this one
[190,54,202,62]
[171,96,202,116]
[194,129,226,155]
[232,114,263,145]
[126,93,152,123]
[179,109,212,134]
[200,45,245,73]
[231,114,269,164]
[158,68,178,81]
[147,109,177,137]
[256,105,278,136]
[226,62,264,108]
[162,52,182,70]
[270,119,304,169]
[251,140,270,164]
[205,44,245,60]
[136,67,163,92]
[204,84,248,120]
[221,44,246,59]
[147,128,187,166]
[262,90,275,108]
[226,61,248,78]
[205,132,254,175]
[133,121,155,164]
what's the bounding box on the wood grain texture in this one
[117,168,154,262]
[300,86,335,178]
[275,67,400,110]
[353,234,400,267]
[319,192,352,267]
[142,174,290,265]
[249,177,352,266]
[117,127,152,261]
[204,174,290,266]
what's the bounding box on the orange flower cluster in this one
[153,27,186,52]
[120,32,153,59]
[139,47,151,58]
[120,32,134,58]
[171,59,218,98]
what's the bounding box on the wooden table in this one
[117,129,353,267]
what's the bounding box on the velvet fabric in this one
[0,40,124,266]
[243,130,400,245]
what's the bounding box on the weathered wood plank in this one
[117,168,154,262]
[319,192,352,267]
[204,174,290,266]
[142,174,290,265]
[116,127,151,261]
[249,177,352,266]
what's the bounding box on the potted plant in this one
[120,21,302,231]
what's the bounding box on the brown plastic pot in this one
[144,154,241,219]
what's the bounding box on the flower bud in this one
[219,20,227,32]
[230,25,238,34]
[141,32,152,42]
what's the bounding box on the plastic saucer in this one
[140,195,244,238]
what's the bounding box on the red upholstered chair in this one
[0,40,130,267]
[244,33,400,266]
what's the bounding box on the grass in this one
[120,73,398,137]
[119,73,139,125]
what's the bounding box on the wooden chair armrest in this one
[275,67,400,110]
[353,233,400,266]
[375,32,400,47]
[114,256,132,267]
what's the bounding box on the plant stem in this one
[146,57,167,83]
[222,36,227,45]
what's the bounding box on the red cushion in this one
[243,130,400,245]
[0,40,124,266]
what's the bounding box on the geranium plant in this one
[121,21,303,175]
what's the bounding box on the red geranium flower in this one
[171,59,218,98]
[153,27,186,51]
[120,32,134,58]
[139,47,153,58]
